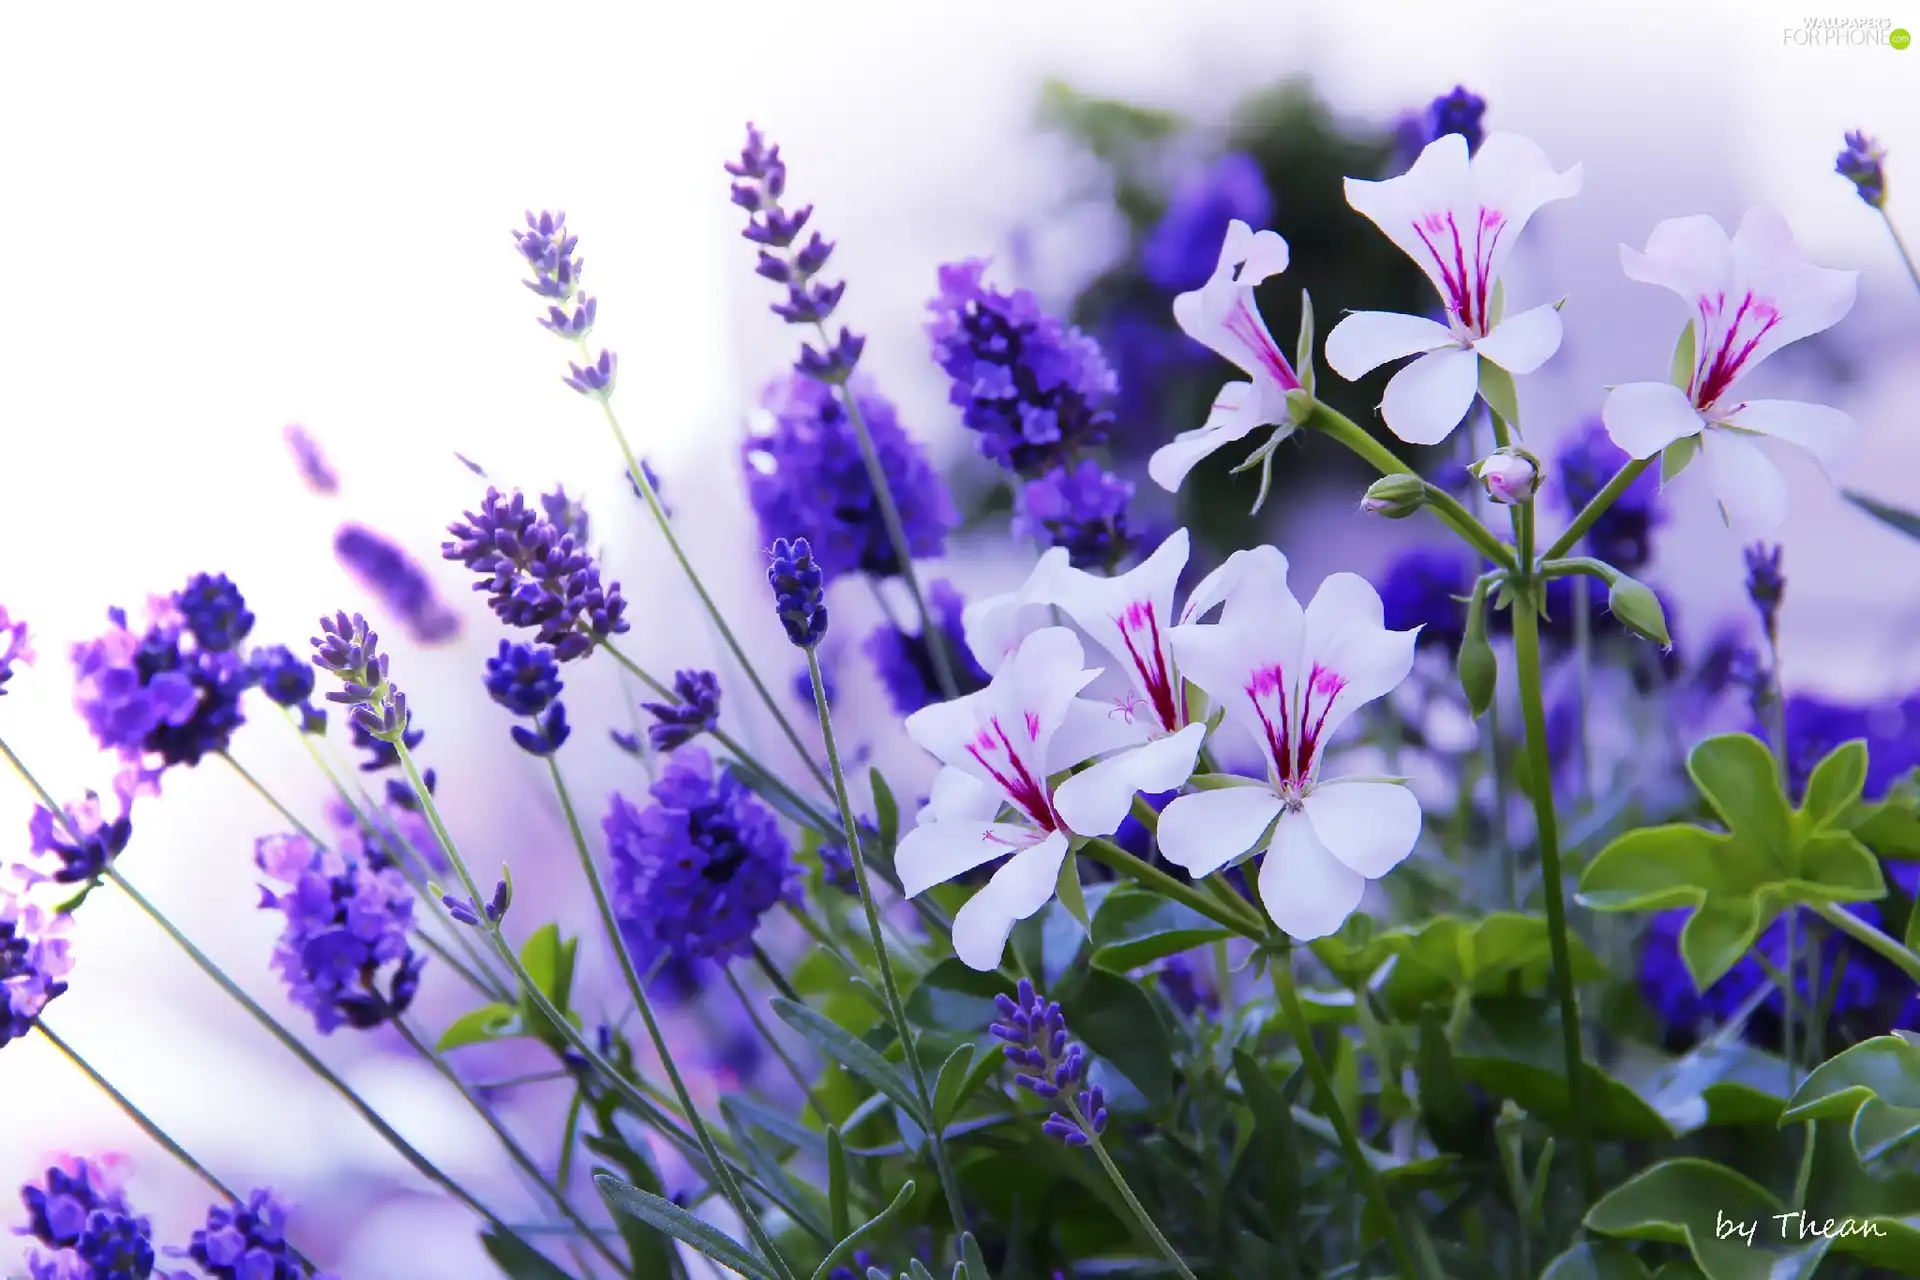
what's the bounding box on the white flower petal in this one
[1467,133,1583,284]
[961,548,1072,675]
[1621,214,1735,307]
[1053,723,1208,838]
[1323,311,1455,380]
[1729,207,1858,365]
[1601,381,1705,460]
[1299,573,1420,753]
[1344,134,1474,302]
[1180,544,1292,627]
[1719,400,1857,478]
[1701,429,1790,534]
[917,766,1001,827]
[950,832,1070,971]
[903,691,995,775]
[1236,224,1292,285]
[1471,303,1563,375]
[1258,812,1368,941]
[1301,779,1423,878]
[1049,696,1155,771]
[1044,529,1192,735]
[1157,786,1284,877]
[1380,347,1480,446]
[897,819,1020,898]
[1147,381,1280,493]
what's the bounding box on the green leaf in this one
[721,1100,830,1242]
[1661,433,1702,486]
[1583,1158,1832,1280]
[1669,321,1697,390]
[826,1126,850,1242]
[480,1230,577,1280]
[437,1002,519,1052]
[1454,1001,1681,1140]
[870,767,901,857]
[1478,356,1520,432]
[1055,853,1090,931]
[1801,739,1869,833]
[960,1232,991,1280]
[904,959,1015,1031]
[517,924,579,1045]
[1540,1241,1652,1280]
[1845,487,1920,544]
[1058,969,1174,1108]
[1415,1009,1485,1157]
[772,998,927,1124]
[1233,1050,1304,1223]
[1295,289,1316,398]
[1488,278,1508,329]
[1375,913,1603,1013]
[594,1174,782,1280]
[1309,912,1393,989]
[1088,886,1234,971]
[810,1180,917,1280]
[932,1042,978,1129]
[1783,1035,1920,1164]
[1689,734,1791,846]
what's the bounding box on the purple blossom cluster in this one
[727,124,864,383]
[1012,459,1137,572]
[743,373,954,585]
[443,489,629,661]
[1141,152,1274,295]
[605,747,796,968]
[639,669,721,752]
[16,1158,154,1280]
[990,978,1110,1147]
[513,211,616,399]
[767,537,829,651]
[1554,419,1664,573]
[24,770,150,888]
[1392,85,1488,170]
[862,580,989,718]
[168,1188,334,1280]
[72,577,263,773]
[254,832,424,1035]
[483,640,570,756]
[1,890,73,1051]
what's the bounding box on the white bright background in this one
[1,1,1915,1275]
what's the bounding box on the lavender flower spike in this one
[1836,130,1887,208]
[1,890,74,1050]
[309,611,409,742]
[990,978,1109,1146]
[767,537,829,650]
[639,669,721,752]
[514,209,616,397]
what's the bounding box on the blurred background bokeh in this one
[2,1,1915,1274]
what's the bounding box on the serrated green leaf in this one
[480,1230,577,1280]
[1088,886,1234,971]
[932,1042,977,1129]
[1478,356,1520,432]
[1783,1035,1920,1126]
[1059,969,1174,1107]
[810,1181,917,1280]
[437,1002,520,1052]
[1678,895,1765,992]
[1583,1158,1833,1280]
[1845,487,1920,544]
[772,998,927,1124]
[595,1174,782,1280]
[1669,321,1697,390]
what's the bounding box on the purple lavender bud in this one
[610,729,644,756]
[1427,86,1487,154]
[1836,130,1888,208]
[796,326,864,383]
[169,1187,328,1280]
[0,606,30,697]
[485,641,564,716]
[563,349,618,398]
[767,537,828,649]
[444,488,629,658]
[176,573,256,653]
[283,423,340,495]
[541,295,598,339]
[250,644,316,707]
[443,894,480,926]
[639,668,721,752]
[257,833,423,1033]
[1744,543,1786,638]
[510,702,572,756]
[1,892,73,1048]
[26,777,141,886]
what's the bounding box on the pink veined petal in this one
[1050,695,1156,771]
[904,690,998,778]
[1257,810,1369,941]
[1467,132,1583,286]
[950,832,1070,971]
[1046,528,1189,733]
[1344,133,1475,303]
[987,626,1099,777]
[1471,303,1563,375]
[1054,723,1208,839]
[1728,207,1858,369]
[896,818,1024,898]
[1300,779,1423,878]
[1295,575,1420,777]
[1156,785,1285,878]
[1620,214,1735,310]
[1701,429,1791,534]
[1170,588,1306,781]
[1323,310,1455,380]
[1718,400,1858,478]
[1600,382,1705,460]
[1379,346,1479,446]
[1181,544,1292,627]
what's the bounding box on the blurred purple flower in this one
[1554,419,1663,572]
[1014,460,1136,571]
[1835,130,1887,208]
[17,1156,154,1280]
[0,605,33,697]
[168,1187,335,1280]
[281,423,340,495]
[863,580,989,718]
[333,523,462,646]
[1141,152,1274,294]
[640,669,721,752]
[2,891,73,1050]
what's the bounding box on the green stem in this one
[588,371,830,804]
[1301,400,1515,571]
[819,350,961,702]
[34,1020,332,1270]
[396,1020,626,1272]
[1811,902,1920,983]
[1509,599,1600,1202]
[1066,1098,1199,1280]
[750,941,803,1005]
[1486,698,1518,910]
[218,752,324,843]
[599,640,836,822]
[1544,458,1653,561]
[725,964,830,1124]
[805,649,970,1238]
[1269,952,1422,1280]
[1082,837,1265,940]
[1880,208,1920,294]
